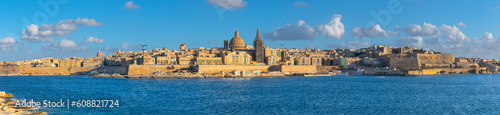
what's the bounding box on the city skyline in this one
[1,0,500,61]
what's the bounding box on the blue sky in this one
[1,0,500,61]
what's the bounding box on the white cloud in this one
[394,26,402,31]
[101,45,118,52]
[264,20,315,41]
[120,42,129,49]
[0,36,17,52]
[393,24,500,59]
[316,14,345,39]
[326,41,371,49]
[404,23,440,37]
[43,39,86,52]
[393,36,423,47]
[0,36,16,44]
[119,42,141,51]
[305,44,315,49]
[21,18,102,43]
[439,24,468,48]
[294,1,308,8]
[82,36,104,44]
[125,1,140,9]
[207,0,246,10]
[388,30,398,36]
[351,24,389,38]
[208,40,217,44]
[481,32,494,42]
[457,22,466,27]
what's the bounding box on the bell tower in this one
[253,28,265,63]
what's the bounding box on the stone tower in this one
[253,28,265,63]
[224,40,229,50]
[180,43,186,51]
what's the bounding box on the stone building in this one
[155,56,169,65]
[294,56,311,65]
[177,54,196,65]
[229,30,246,50]
[83,51,104,67]
[59,57,84,67]
[253,29,265,63]
[196,57,223,65]
[311,57,322,66]
[223,51,251,65]
[180,43,186,51]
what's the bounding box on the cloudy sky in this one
[1,0,500,61]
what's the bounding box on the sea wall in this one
[316,66,338,73]
[280,65,317,73]
[97,66,128,75]
[389,57,419,70]
[128,65,190,75]
[408,68,475,75]
[20,67,97,75]
[0,66,21,76]
[196,65,271,73]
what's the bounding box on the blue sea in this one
[1,75,500,114]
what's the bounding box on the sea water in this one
[1,74,500,114]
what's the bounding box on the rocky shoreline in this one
[0,91,47,115]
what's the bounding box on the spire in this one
[256,28,262,40]
[97,50,102,57]
[235,30,240,37]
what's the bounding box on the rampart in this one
[389,57,419,70]
[20,67,97,75]
[195,65,271,73]
[408,68,476,75]
[128,65,191,75]
[417,54,454,66]
[0,66,21,76]
[97,66,128,75]
[280,65,317,73]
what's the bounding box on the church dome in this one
[230,30,246,50]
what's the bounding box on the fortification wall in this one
[316,66,338,73]
[0,66,21,76]
[20,67,97,75]
[196,65,270,73]
[97,66,128,75]
[280,65,317,73]
[128,65,190,75]
[389,58,419,70]
[417,54,454,65]
[408,68,475,75]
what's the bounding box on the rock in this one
[15,110,32,115]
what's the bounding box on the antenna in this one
[141,44,148,56]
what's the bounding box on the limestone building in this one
[229,30,246,50]
[223,51,252,65]
[180,43,186,51]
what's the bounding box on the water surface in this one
[1,75,500,114]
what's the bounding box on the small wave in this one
[222,78,252,81]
